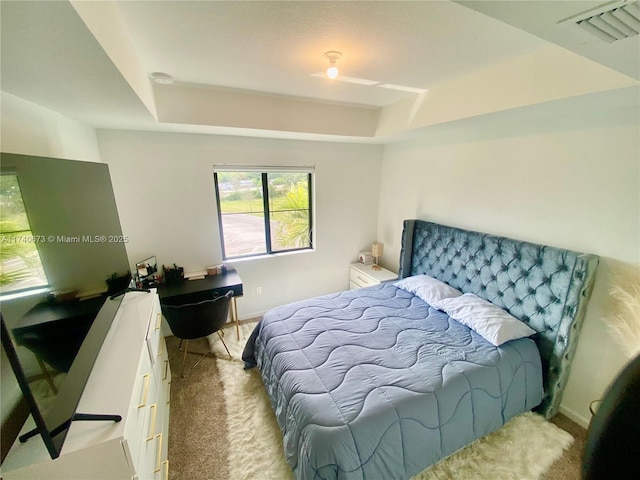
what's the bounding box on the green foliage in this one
[0,174,47,289]
[273,182,310,248]
[0,221,40,286]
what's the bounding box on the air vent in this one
[563,0,640,43]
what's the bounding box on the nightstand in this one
[349,262,397,290]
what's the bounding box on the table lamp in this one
[371,242,384,270]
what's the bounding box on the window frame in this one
[213,166,314,260]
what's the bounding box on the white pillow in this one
[394,275,462,305]
[431,293,537,346]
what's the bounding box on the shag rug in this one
[210,323,574,480]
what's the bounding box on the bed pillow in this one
[431,293,537,346]
[394,275,462,305]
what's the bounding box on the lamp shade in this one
[371,242,384,258]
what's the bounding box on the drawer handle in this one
[154,433,163,473]
[146,404,157,441]
[138,374,150,408]
[156,312,162,330]
[162,459,170,480]
[158,337,164,357]
[356,276,370,284]
[167,382,171,405]
[163,359,169,380]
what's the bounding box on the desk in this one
[156,268,243,339]
[12,295,108,392]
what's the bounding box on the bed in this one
[243,220,598,480]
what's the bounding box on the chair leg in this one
[217,331,232,359]
[181,339,189,378]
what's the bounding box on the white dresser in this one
[2,290,171,480]
[349,262,397,290]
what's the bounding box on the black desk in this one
[12,295,108,392]
[156,268,243,339]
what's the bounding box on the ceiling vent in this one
[562,0,640,43]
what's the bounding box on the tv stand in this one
[2,290,171,479]
[19,413,122,444]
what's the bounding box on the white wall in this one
[0,92,102,163]
[97,130,383,319]
[376,90,640,426]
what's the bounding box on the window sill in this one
[0,286,50,302]
[225,248,315,264]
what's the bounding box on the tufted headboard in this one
[398,220,599,418]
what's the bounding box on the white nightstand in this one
[349,262,397,290]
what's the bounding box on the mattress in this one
[243,283,543,480]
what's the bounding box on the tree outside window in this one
[0,174,48,293]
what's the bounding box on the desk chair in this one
[161,290,234,378]
[582,352,640,479]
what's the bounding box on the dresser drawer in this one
[350,267,377,288]
[349,263,397,290]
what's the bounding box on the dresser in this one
[349,262,397,290]
[2,290,171,480]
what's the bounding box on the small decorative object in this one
[358,251,373,265]
[207,264,225,276]
[106,271,132,295]
[589,269,640,417]
[163,264,184,283]
[605,270,640,358]
[47,289,78,304]
[371,242,384,271]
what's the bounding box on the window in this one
[213,167,313,259]
[0,173,48,294]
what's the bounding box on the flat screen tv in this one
[0,152,131,460]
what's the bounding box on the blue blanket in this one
[243,283,543,480]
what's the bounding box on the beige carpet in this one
[167,321,585,480]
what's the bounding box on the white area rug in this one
[211,323,574,480]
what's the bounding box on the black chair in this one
[161,290,234,377]
[582,352,640,479]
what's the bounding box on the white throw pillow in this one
[394,275,462,305]
[431,293,537,346]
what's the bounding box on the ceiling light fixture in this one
[324,51,342,79]
[150,72,174,85]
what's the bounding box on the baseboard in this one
[559,404,590,429]
[238,311,265,322]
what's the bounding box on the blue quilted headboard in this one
[398,220,599,418]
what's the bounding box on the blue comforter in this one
[243,283,543,480]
